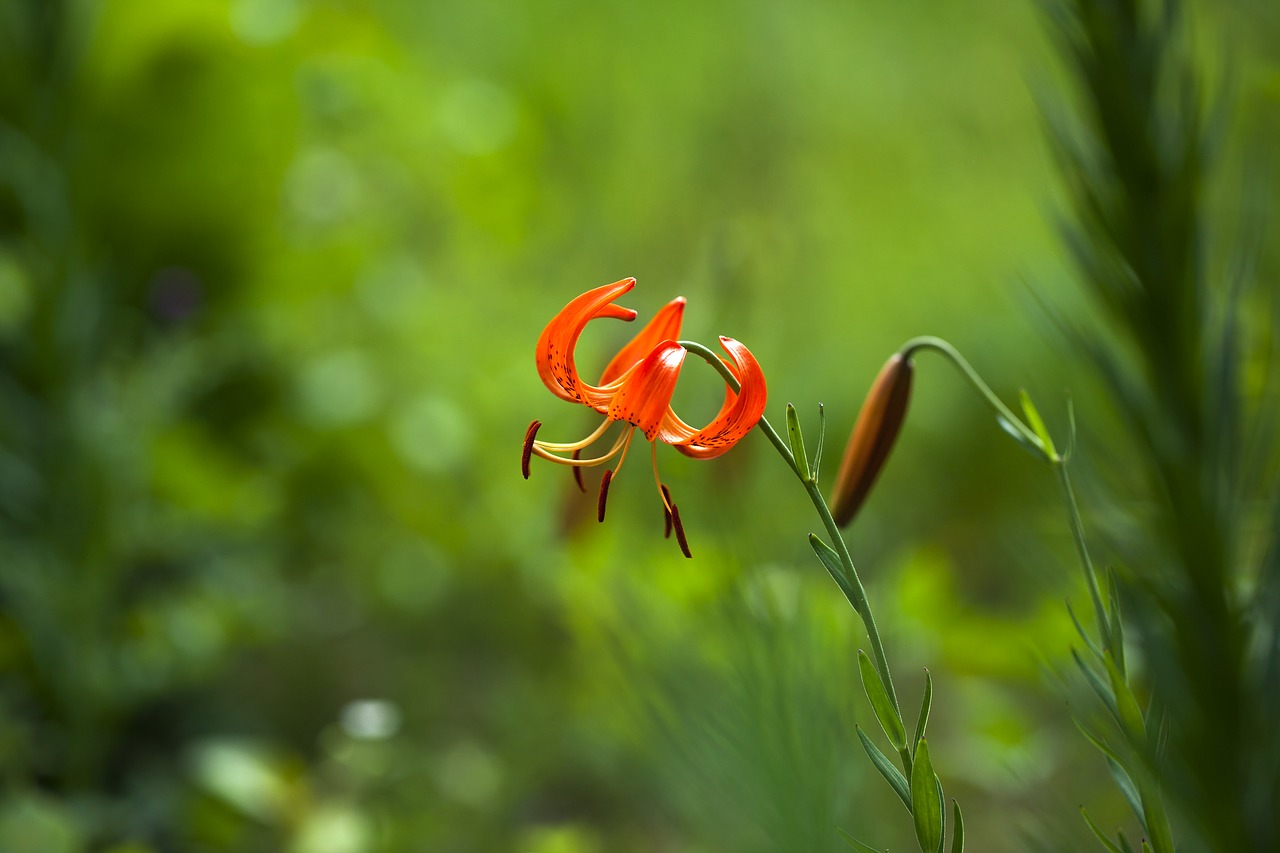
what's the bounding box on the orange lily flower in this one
[522,277,767,557]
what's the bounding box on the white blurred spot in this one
[339,699,402,741]
[190,740,292,821]
[290,804,372,853]
[437,80,518,156]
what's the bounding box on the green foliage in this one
[0,0,1273,850]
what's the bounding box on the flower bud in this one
[830,353,914,527]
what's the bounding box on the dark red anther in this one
[572,449,586,492]
[670,505,692,558]
[597,469,614,522]
[522,420,541,479]
[660,484,674,538]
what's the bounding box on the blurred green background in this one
[0,1,1276,851]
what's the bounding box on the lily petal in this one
[661,336,767,459]
[535,278,637,405]
[606,340,686,440]
[599,297,686,385]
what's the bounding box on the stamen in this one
[660,484,673,538]
[522,420,541,479]
[532,426,632,467]
[532,417,615,452]
[571,449,586,492]
[597,469,614,522]
[670,505,692,558]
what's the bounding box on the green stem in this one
[680,340,902,717]
[901,336,1048,455]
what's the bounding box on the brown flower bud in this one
[830,353,914,527]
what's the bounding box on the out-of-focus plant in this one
[1039,0,1279,849]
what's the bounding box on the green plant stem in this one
[680,340,902,717]
[900,336,1047,455]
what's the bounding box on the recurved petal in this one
[606,340,686,440]
[599,297,686,386]
[663,336,767,459]
[536,278,637,404]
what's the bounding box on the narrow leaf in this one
[1063,394,1077,461]
[786,403,812,482]
[1105,758,1145,831]
[1066,599,1105,660]
[857,725,911,811]
[836,827,885,852]
[913,669,933,753]
[1117,830,1135,853]
[995,414,1047,459]
[949,800,964,853]
[809,534,862,616]
[813,402,826,484]
[1072,648,1119,719]
[910,739,943,853]
[1104,651,1146,743]
[1020,389,1059,459]
[1106,568,1126,676]
[1073,719,1123,766]
[1080,807,1125,853]
[859,650,906,751]
[1141,842,1154,853]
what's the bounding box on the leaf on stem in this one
[1080,807,1125,853]
[1072,647,1119,720]
[809,534,861,615]
[856,725,912,811]
[786,403,812,482]
[1066,599,1105,661]
[837,827,886,852]
[859,649,906,751]
[910,739,944,853]
[813,402,826,484]
[1019,389,1059,461]
[1106,568,1126,676]
[913,669,933,754]
[949,799,964,853]
[995,414,1047,459]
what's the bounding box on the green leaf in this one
[1063,393,1077,461]
[856,725,911,811]
[1080,807,1124,853]
[1072,648,1118,719]
[1141,841,1154,853]
[1105,758,1145,832]
[949,800,964,853]
[910,739,944,853]
[813,402,826,484]
[1073,719,1123,765]
[1104,651,1146,743]
[1116,830,1136,853]
[913,669,933,753]
[786,403,811,482]
[1106,568,1125,676]
[1066,599,1105,661]
[837,827,885,852]
[1019,389,1059,460]
[859,650,906,751]
[995,414,1047,459]
[809,534,861,616]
